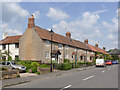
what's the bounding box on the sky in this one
[0,1,119,51]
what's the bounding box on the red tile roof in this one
[88,44,109,55]
[35,26,91,50]
[0,35,22,45]
[0,26,109,55]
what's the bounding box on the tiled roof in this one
[0,26,108,55]
[0,35,22,45]
[35,26,91,50]
[88,44,109,55]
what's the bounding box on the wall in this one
[0,44,19,60]
[19,28,43,61]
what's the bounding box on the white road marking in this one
[102,70,105,73]
[60,85,72,90]
[108,68,110,70]
[83,75,94,81]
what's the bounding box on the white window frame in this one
[75,47,77,51]
[46,40,49,46]
[46,51,49,58]
[66,45,68,50]
[58,44,63,49]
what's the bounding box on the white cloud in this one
[47,8,69,20]
[2,23,22,35]
[2,3,29,22]
[102,17,118,32]
[1,2,29,38]
[33,11,40,19]
[52,11,101,40]
[107,34,114,40]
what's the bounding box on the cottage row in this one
[0,15,109,64]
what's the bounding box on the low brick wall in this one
[0,70,19,80]
[38,68,50,74]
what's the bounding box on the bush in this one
[31,67,37,73]
[31,62,39,67]
[86,62,92,66]
[64,59,70,63]
[58,63,72,70]
[39,64,50,68]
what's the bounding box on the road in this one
[6,64,118,89]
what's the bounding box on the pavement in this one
[1,65,94,88]
[4,64,118,88]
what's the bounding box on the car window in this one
[2,62,6,65]
[6,62,10,65]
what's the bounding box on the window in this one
[80,56,83,60]
[6,62,10,65]
[46,40,49,46]
[72,55,73,59]
[2,45,6,50]
[66,54,68,58]
[15,43,19,48]
[90,56,92,60]
[75,47,77,51]
[46,52,49,58]
[58,44,63,49]
[15,55,19,60]
[66,45,68,50]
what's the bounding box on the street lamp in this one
[49,29,54,72]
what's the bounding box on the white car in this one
[0,61,26,72]
[96,59,106,67]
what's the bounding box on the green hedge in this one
[58,63,72,70]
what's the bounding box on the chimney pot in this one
[28,15,35,28]
[95,43,98,47]
[66,32,71,38]
[84,39,88,44]
[103,47,106,50]
[3,32,8,39]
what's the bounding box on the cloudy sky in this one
[0,1,119,51]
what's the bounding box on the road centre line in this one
[60,85,72,90]
[83,75,94,81]
[102,70,105,73]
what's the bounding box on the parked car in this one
[115,60,119,64]
[112,60,119,64]
[0,61,26,72]
[96,59,106,67]
[105,60,112,65]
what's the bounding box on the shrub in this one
[86,62,92,66]
[31,67,37,73]
[58,63,72,70]
[64,59,70,63]
[31,62,39,67]
[37,72,40,75]
[39,64,50,68]
[8,56,12,61]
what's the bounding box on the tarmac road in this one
[6,64,118,89]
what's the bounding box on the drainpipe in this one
[8,44,9,60]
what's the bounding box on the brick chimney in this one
[95,43,98,47]
[103,47,106,50]
[66,32,71,38]
[28,15,35,28]
[84,39,88,44]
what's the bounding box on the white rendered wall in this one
[0,44,19,60]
